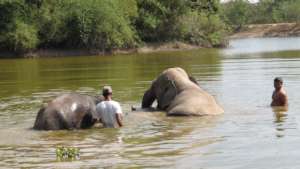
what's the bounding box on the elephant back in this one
[33,93,98,130]
[52,93,97,128]
[167,89,224,116]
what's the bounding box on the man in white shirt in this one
[96,86,123,128]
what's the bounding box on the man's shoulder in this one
[279,90,287,96]
[110,100,122,113]
[96,102,105,111]
[98,100,120,106]
[96,101,105,106]
[110,100,121,106]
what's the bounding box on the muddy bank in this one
[230,23,300,39]
[0,42,202,58]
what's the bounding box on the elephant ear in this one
[158,80,177,110]
[33,106,46,130]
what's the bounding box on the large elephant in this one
[142,67,224,116]
[33,93,101,130]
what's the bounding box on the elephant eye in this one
[164,86,169,92]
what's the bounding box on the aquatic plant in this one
[56,146,80,161]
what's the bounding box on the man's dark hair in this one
[102,91,112,97]
[274,77,283,83]
[102,86,113,97]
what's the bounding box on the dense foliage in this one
[0,0,227,54]
[221,0,300,30]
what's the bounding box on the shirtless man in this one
[271,77,288,107]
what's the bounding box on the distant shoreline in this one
[230,23,300,39]
[0,42,205,58]
[3,22,299,58]
[11,22,300,58]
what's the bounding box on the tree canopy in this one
[0,0,227,54]
[221,0,300,30]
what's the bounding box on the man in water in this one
[96,86,123,128]
[271,77,288,107]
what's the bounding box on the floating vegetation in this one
[56,146,80,161]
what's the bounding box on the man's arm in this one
[114,102,123,127]
[116,113,123,127]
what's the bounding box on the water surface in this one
[1,37,300,168]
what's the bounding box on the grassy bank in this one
[0,42,205,58]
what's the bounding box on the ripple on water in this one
[1,38,300,168]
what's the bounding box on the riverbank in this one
[0,42,202,58]
[230,23,300,39]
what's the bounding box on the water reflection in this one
[120,114,222,168]
[0,49,223,100]
[224,37,300,55]
[272,106,288,138]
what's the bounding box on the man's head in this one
[102,86,113,98]
[274,77,283,90]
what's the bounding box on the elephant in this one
[33,93,102,130]
[142,67,224,116]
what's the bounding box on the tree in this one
[187,0,220,15]
[221,0,251,30]
[6,20,38,52]
[62,0,138,51]
[135,0,188,42]
[0,0,38,52]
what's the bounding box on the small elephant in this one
[142,67,224,116]
[33,93,101,130]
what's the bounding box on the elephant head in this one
[142,67,223,116]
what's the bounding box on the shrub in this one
[5,20,38,52]
[62,0,138,51]
[275,0,300,22]
[221,0,251,30]
[0,1,38,52]
[135,0,187,42]
[179,11,228,47]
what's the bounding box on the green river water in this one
[1,37,300,168]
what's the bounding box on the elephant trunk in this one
[80,113,97,129]
[142,89,156,108]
